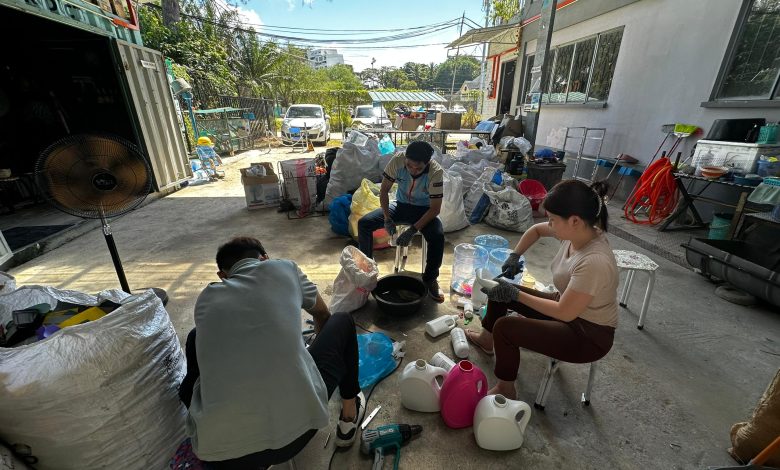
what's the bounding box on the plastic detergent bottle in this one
[425,315,459,338]
[450,327,470,359]
[430,352,456,372]
[399,359,448,412]
[473,394,532,451]
[439,360,488,429]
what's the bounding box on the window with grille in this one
[714,0,780,102]
[532,26,624,105]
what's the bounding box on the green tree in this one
[431,56,481,92]
[492,0,520,23]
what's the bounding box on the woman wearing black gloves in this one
[466,180,619,399]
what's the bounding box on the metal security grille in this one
[531,26,624,106]
[718,0,780,100]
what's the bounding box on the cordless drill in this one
[361,423,422,470]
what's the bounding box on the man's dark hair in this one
[405,141,434,164]
[216,237,267,272]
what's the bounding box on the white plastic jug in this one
[399,359,448,412]
[471,268,498,308]
[425,315,459,338]
[473,394,532,451]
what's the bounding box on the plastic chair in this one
[613,250,659,330]
[518,179,547,212]
[393,226,427,274]
[534,359,597,410]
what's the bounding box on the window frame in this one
[703,0,780,108]
[528,26,624,108]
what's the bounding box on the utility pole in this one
[371,57,376,89]
[478,0,490,114]
[449,11,466,110]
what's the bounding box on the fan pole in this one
[101,214,131,293]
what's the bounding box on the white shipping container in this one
[691,140,780,174]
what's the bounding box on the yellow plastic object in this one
[521,272,536,289]
[348,179,398,241]
[197,136,213,146]
[43,308,78,325]
[58,307,107,328]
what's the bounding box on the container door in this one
[0,230,11,266]
[111,40,190,191]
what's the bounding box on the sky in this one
[227,0,490,72]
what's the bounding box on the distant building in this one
[306,49,345,69]
[459,74,485,97]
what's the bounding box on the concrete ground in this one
[7,147,780,470]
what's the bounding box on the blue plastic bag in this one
[328,194,352,236]
[378,135,396,156]
[357,332,396,389]
[468,169,503,224]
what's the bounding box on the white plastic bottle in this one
[425,315,459,338]
[430,352,456,372]
[450,327,470,359]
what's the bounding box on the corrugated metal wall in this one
[114,41,190,191]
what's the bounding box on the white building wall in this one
[524,0,780,165]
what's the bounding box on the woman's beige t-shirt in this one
[550,233,619,328]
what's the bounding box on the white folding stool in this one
[613,250,659,330]
[535,359,597,410]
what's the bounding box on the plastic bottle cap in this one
[459,360,473,372]
[493,394,507,407]
[415,359,427,370]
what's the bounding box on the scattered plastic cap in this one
[36,324,60,340]
[197,136,213,146]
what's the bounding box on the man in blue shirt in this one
[358,141,446,303]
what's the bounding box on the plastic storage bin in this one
[474,234,509,251]
[451,243,489,295]
[691,140,780,174]
[526,162,566,190]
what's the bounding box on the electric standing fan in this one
[35,133,152,293]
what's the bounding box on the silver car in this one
[351,105,391,129]
[281,104,330,145]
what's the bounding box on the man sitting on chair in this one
[358,140,445,303]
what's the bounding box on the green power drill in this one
[361,423,422,470]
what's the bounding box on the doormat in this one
[3,225,75,251]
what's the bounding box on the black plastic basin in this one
[372,274,426,317]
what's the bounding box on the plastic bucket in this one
[708,213,733,240]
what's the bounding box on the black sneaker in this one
[335,391,365,447]
[426,280,445,304]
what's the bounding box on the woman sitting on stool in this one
[466,180,619,400]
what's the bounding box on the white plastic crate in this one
[691,140,780,173]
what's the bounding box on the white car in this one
[351,105,391,128]
[452,105,467,113]
[431,104,448,112]
[281,104,330,145]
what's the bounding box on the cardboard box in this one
[435,112,462,130]
[395,117,425,131]
[240,163,281,210]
